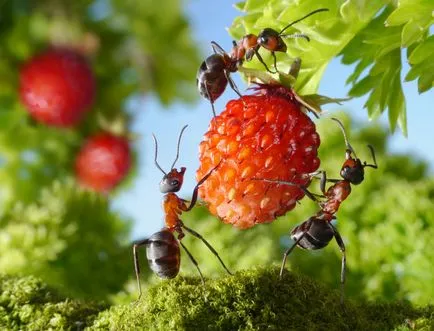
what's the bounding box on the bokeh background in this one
[0,0,433,306]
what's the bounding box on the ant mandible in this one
[232,8,329,74]
[133,125,232,299]
[255,117,377,303]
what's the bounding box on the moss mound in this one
[0,274,106,330]
[90,267,433,330]
[1,270,432,330]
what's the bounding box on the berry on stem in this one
[19,48,95,127]
[196,85,320,229]
[75,133,131,193]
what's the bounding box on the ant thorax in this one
[163,193,186,232]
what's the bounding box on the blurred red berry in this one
[196,85,321,229]
[19,48,95,127]
[75,133,131,192]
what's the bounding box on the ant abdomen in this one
[146,229,180,279]
[291,218,333,250]
[197,55,228,103]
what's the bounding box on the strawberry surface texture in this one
[197,87,320,229]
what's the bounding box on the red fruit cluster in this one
[19,48,95,127]
[196,86,320,229]
[75,133,131,193]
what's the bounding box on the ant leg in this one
[329,223,346,305]
[254,48,276,74]
[364,145,378,169]
[271,52,278,73]
[226,72,243,98]
[133,238,150,300]
[182,224,233,276]
[210,41,225,55]
[186,162,221,211]
[313,170,340,192]
[289,57,301,79]
[254,178,323,205]
[319,171,328,195]
[279,219,313,278]
[179,241,205,285]
[204,84,217,118]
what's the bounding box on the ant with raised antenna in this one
[254,117,377,303]
[232,8,329,74]
[197,8,329,117]
[133,125,232,299]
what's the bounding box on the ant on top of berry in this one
[197,8,329,117]
[254,117,377,304]
[196,42,243,117]
[133,125,232,299]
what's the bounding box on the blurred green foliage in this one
[0,178,131,299]
[0,0,199,300]
[180,114,434,305]
[229,0,433,135]
[0,275,105,330]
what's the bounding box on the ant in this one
[197,8,329,117]
[133,125,232,299]
[196,42,242,117]
[254,117,377,303]
[232,8,329,74]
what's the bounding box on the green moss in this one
[2,270,432,330]
[0,274,106,330]
[90,267,433,330]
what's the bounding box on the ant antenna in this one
[170,125,188,170]
[281,33,310,42]
[331,117,358,159]
[279,8,329,35]
[152,133,167,175]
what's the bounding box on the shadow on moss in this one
[0,274,106,330]
[91,266,433,330]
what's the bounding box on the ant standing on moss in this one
[255,118,377,303]
[133,125,232,299]
[197,8,329,117]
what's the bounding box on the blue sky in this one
[113,1,434,240]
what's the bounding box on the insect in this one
[197,9,328,117]
[255,117,377,303]
[231,8,329,74]
[196,41,242,117]
[133,125,232,299]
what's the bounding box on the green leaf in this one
[405,36,434,93]
[408,36,434,64]
[230,0,432,134]
[229,0,386,94]
[388,68,405,133]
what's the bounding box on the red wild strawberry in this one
[196,85,320,229]
[75,133,131,192]
[19,48,95,127]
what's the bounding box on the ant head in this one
[340,156,364,185]
[152,125,188,193]
[257,28,287,53]
[160,167,186,193]
[331,118,365,185]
